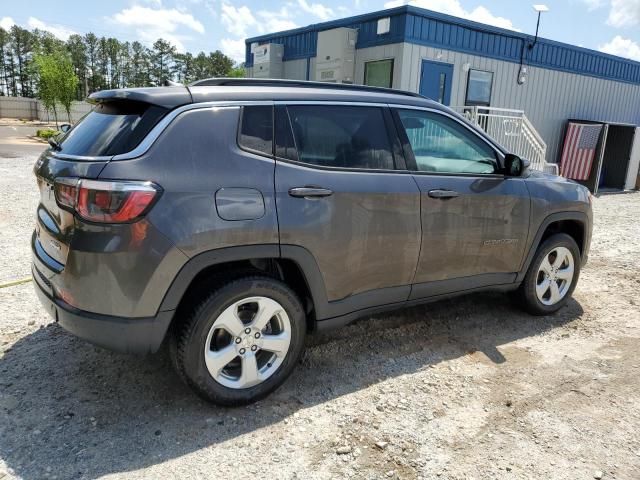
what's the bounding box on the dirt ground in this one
[0,140,639,479]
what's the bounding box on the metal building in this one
[245,5,640,187]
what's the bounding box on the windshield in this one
[57,101,167,157]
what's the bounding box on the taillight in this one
[54,177,79,209]
[54,178,161,223]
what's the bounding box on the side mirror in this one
[59,123,72,133]
[504,154,529,176]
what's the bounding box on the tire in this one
[171,275,306,406]
[518,233,581,316]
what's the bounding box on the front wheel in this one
[518,233,581,315]
[171,276,306,406]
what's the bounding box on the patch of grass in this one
[35,128,59,140]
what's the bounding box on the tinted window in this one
[275,106,298,161]
[397,109,498,174]
[57,101,166,157]
[466,69,493,106]
[364,59,393,88]
[287,105,394,170]
[238,106,273,156]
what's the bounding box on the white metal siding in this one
[397,42,640,163]
[354,44,406,89]
[283,59,309,80]
[627,128,640,190]
[247,41,640,163]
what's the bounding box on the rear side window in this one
[57,101,167,157]
[287,105,394,170]
[275,106,298,161]
[238,106,273,156]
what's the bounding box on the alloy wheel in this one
[535,246,575,306]
[203,296,291,389]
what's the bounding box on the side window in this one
[287,105,394,170]
[238,106,273,156]
[275,106,298,161]
[396,109,498,175]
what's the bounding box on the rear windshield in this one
[56,101,167,157]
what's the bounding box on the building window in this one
[364,59,394,88]
[465,69,493,106]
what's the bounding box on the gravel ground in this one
[1,145,639,480]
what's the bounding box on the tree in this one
[1,26,238,98]
[129,41,150,87]
[66,34,87,99]
[84,33,99,93]
[57,54,79,122]
[173,52,194,83]
[228,65,245,78]
[150,39,175,85]
[0,28,10,95]
[35,51,78,125]
[35,54,58,125]
[11,25,35,97]
[207,50,234,77]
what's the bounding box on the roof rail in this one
[189,77,425,99]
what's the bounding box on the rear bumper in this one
[32,263,174,354]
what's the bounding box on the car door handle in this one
[428,189,460,199]
[288,187,334,198]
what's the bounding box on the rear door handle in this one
[288,187,334,198]
[428,189,460,199]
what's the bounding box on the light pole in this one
[531,4,549,50]
[518,4,549,85]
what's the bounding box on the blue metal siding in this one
[245,5,640,85]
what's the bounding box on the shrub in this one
[36,128,59,140]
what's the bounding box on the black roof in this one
[88,78,437,110]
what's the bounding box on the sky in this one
[1,0,639,64]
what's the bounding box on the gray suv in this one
[32,79,592,405]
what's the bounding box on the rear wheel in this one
[518,233,581,315]
[171,276,306,406]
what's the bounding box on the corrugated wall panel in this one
[366,42,640,163]
[249,36,640,165]
[247,6,640,84]
[283,59,308,80]
[354,44,406,89]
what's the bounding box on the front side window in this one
[287,105,394,170]
[397,109,498,174]
[364,59,394,88]
[238,105,273,156]
[465,69,493,106]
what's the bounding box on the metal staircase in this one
[451,106,557,174]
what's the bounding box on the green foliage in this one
[0,27,240,98]
[34,51,79,124]
[34,54,58,119]
[36,128,58,139]
[228,66,246,78]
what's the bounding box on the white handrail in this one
[451,106,554,174]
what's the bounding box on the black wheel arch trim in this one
[157,244,335,319]
[517,211,589,283]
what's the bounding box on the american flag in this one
[560,123,603,181]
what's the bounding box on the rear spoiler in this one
[88,86,193,109]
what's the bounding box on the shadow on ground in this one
[0,292,583,479]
